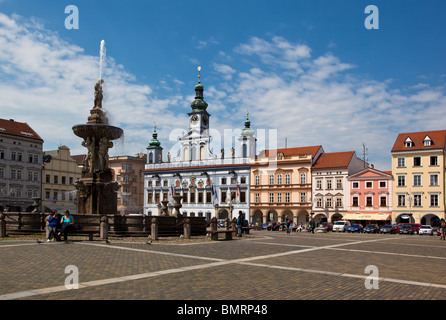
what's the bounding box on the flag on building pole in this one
[236,184,240,198]
[170,184,174,197]
[211,184,218,205]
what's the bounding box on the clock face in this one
[191,115,199,124]
[202,116,208,125]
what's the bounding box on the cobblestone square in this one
[1,230,445,302]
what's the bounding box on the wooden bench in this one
[242,227,253,234]
[210,230,233,241]
[58,229,100,241]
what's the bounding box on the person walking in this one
[47,210,58,242]
[59,210,75,242]
[310,219,316,234]
[236,211,243,237]
[440,218,446,240]
[286,216,291,234]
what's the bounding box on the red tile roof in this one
[262,145,323,158]
[391,130,446,152]
[312,151,355,169]
[0,118,43,142]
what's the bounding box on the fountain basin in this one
[72,123,123,140]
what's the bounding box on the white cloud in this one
[0,13,183,157]
[216,36,446,170]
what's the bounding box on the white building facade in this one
[143,78,256,221]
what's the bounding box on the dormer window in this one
[405,137,413,148]
[423,135,432,147]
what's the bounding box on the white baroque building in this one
[143,77,256,221]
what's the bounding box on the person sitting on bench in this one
[58,210,75,242]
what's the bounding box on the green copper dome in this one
[241,113,255,137]
[190,82,208,112]
[147,127,162,149]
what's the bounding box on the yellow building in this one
[42,145,82,212]
[391,130,446,226]
[110,154,146,215]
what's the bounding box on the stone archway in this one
[420,213,441,226]
[281,209,293,223]
[395,213,415,224]
[331,213,343,224]
[313,213,328,225]
[251,210,264,226]
[296,210,309,226]
[266,210,278,222]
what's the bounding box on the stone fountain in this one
[72,78,123,214]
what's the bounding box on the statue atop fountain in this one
[72,77,123,214]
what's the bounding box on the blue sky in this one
[0,0,445,170]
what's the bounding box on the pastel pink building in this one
[345,165,393,225]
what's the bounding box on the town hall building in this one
[143,74,256,221]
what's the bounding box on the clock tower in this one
[177,67,216,162]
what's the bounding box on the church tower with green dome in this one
[146,125,163,164]
[238,112,256,158]
[175,67,216,162]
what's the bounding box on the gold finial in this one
[153,121,156,131]
[197,66,201,84]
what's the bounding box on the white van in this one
[332,220,351,232]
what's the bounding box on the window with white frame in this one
[277,192,282,203]
[413,194,422,207]
[413,174,422,187]
[397,157,405,167]
[300,173,306,184]
[255,175,260,185]
[285,192,290,203]
[285,173,291,185]
[316,198,323,208]
[269,174,274,185]
[430,156,438,166]
[336,179,342,189]
[316,180,322,190]
[397,175,406,187]
[397,194,406,206]
[300,192,306,203]
[326,198,332,207]
[326,179,332,190]
[430,173,439,186]
[255,193,260,203]
[269,193,274,203]
[413,156,421,167]
[352,182,359,189]
[336,197,343,208]
[430,194,439,207]
[277,174,282,185]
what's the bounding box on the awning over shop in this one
[343,213,391,221]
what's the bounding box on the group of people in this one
[47,209,75,242]
[264,218,316,233]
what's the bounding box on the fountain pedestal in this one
[73,79,123,215]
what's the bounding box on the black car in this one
[399,225,413,235]
[379,224,395,234]
[364,224,379,233]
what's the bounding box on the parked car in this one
[379,224,396,234]
[320,222,333,232]
[333,220,351,232]
[419,225,433,235]
[409,223,422,234]
[364,224,380,234]
[399,225,413,235]
[347,224,363,233]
